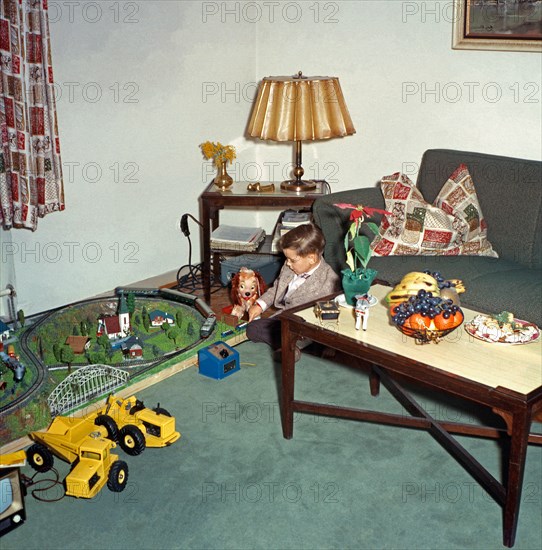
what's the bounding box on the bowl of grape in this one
[390,288,465,344]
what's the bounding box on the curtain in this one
[0,0,64,230]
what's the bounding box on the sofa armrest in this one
[313,187,385,274]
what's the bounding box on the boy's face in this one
[283,248,318,276]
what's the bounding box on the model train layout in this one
[0,287,229,446]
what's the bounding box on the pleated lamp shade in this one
[247,72,356,190]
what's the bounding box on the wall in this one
[1,0,540,316]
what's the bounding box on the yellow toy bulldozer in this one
[90,394,180,456]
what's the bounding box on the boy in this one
[246,223,340,359]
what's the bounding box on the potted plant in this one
[200,141,237,190]
[334,203,390,306]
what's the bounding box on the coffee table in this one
[279,285,542,548]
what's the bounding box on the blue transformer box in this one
[198,341,240,380]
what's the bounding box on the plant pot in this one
[341,267,378,306]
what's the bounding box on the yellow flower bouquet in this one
[200,141,236,166]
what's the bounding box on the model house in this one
[96,293,131,339]
[149,309,175,327]
[64,336,91,355]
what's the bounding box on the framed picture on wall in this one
[452,0,542,52]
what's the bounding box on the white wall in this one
[1,0,540,315]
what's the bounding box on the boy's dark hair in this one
[279,223,326,257]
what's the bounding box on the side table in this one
[199,181,329,304]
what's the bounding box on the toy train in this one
[0,350,26,383]
[116,287,216,339]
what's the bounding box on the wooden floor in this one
[162,275,233,316]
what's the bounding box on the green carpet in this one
[3,341,541,550]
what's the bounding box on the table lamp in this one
[247,71,356,192]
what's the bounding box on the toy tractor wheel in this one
[107,460,128,492]
[153,407,171,417]
[118,425,146,456]
[27,443,54,473]
[95,414,119,442]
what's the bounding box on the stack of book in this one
[210,225,266,252]
[271,210,313,252]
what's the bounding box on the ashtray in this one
[335,293,378,309]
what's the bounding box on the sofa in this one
[313,149,542,327]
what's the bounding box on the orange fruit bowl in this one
[396,324,460,344]
[390,304,464,344]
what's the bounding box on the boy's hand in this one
[248,303,262,322]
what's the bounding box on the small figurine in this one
[355,294,371,331]
[230,267,266,320]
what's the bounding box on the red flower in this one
[334,203,391,220]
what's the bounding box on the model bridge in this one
[48,365,129,416]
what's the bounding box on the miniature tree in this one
[152,345,161,357]
[72,325,80,336]
[161,322,170,332]
[176,311,183,328]
[17,309,25,327]
[186,322,195,336]
[90,351,106,364]
[61,345,75,373]
[127,293,136,314]
[97,334,110,348]
[97,335,112,358]
[38,336,45,360]
[52,343,62,362]
[142,307,150,332]
[80,320,88,336]
[168,328,180,345]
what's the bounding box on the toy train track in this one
[0,289,216,419]
[116,287,216,338]
[0,315,49,416]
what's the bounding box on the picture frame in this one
[452,0,542,52]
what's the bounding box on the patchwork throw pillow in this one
[370,164,498,257]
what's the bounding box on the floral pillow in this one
[370,164,498,257]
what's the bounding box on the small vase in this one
[214,160,233,190]
[341,267,378,307]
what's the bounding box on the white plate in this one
[464,318,540,345]
[335,293,378,309]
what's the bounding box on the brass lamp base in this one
[280,179,317,192]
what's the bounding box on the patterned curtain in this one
[0,0,64,230]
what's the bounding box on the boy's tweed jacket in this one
[258,258,340,314]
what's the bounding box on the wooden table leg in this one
[370,368,380,396]
[281,319,295,439]
[502,409,531,548]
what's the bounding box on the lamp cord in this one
[176,214,223,295]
